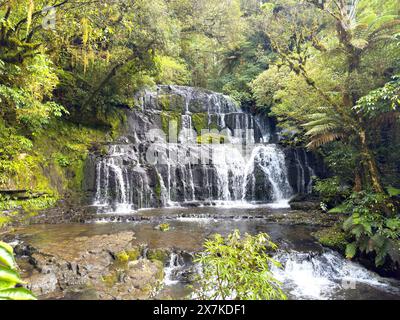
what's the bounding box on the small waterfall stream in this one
[90,86,317,213]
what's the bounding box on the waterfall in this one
[243,145,292,202]
[303,149,316,194]
[164,252,187,286]
[292,149,316,195]
[91,86,317,213]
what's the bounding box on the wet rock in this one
[147,248,171,265]
[20,231,165,300]
[289,194,321,211]
[27,272,58,296]
[290,201,321,211]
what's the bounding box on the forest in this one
[0,0,399,301]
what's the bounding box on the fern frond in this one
[306,132,345,149]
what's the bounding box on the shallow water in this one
[11,206,400,300]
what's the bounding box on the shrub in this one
[193,230,286,300]
[314,176,350,208]
[342,192,400,267]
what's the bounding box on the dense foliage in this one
[342,191,400,267]
[248,0,399,268]
[193,230,286,300]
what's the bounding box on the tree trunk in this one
[354,170,362,192]
[359,130,384,193]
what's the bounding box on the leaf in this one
[351,225,366,239]
[346,242,358,259]
[0,280,16,290]
[343,216,354,232]
[0,287,37,300]
[386,218,400,231]
[0,265,24,284]
[350,38,368,49]
[329,204,348,214]
[0,246,17,270]
[387,186,400,197]
[0,241,14,255]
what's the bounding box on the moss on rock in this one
[161,111,181,137]
[197,133,228,144]
[147,248,170,264]
[158,94,185,113]
[192,113,208,134]
[312,224,348,251]
[116,247,141,263]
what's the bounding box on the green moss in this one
[192,113,208,134]
[158,94,185,113]
[116,251,130,263]
[312,224,348,251]
[158,94,171,111]
[147,248,170,264]
[207,114,220,130]
[155,223,170,232]
[109,110,127,139]
[197,133,228,144]
[0,214,11,227]
[155,175,162,200]
[161,111,182,137]
[126,248,141,261]
[0,117,113,224]
[116,248,141,263]
[101,271,119,287]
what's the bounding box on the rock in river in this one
[16,231,165,300]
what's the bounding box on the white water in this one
[164,253,186,286]
[272,250,400,300]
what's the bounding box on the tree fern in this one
[303,109,347,149]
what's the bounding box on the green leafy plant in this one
[55,153,71,167]
[193,230,286,300]
[314,177,351,208]
[342,192,400,267]
[0,241,36,300]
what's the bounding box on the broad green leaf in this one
[0,247,17,270]
[0,265,24,284]
[0,280,16,290]
[329,204,348,214]
[0,287,37,300]
[0,241,14,255]
[346,242,358,259]
[387,186,400,197]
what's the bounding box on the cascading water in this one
[90,86,316,213]
[271,250,400,300]
[164,252,187,286]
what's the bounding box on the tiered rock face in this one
[83,85,323,213]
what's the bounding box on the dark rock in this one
[290,201,321,211]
